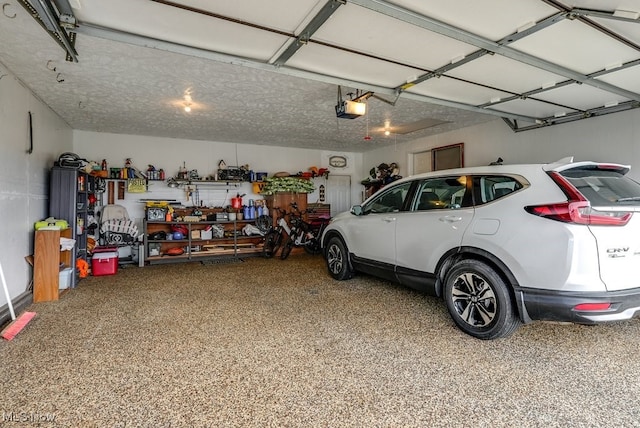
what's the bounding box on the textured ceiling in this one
[0,0,638,152]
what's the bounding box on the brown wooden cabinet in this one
[33,228,72,302]
[264,192,308,224]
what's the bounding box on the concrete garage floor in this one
[1,254,639,427]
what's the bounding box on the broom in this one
[1,261,36,341]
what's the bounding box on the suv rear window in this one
[473,175,524,205]
[560,167,640,206]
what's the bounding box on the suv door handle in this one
[439,215,462,223]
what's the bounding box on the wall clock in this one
[329,155,347,168]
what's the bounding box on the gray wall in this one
[0,64,72,312]
[364,109,640,182]
[72,131,364,223]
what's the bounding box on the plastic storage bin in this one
[59,267,73,289]
[92,251,118,276]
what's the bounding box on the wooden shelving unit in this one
[143,213,264,265]
[33,228,72,302]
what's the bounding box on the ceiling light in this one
[184,105,191,113]
[604,101,619,108]
[384,130,390,136]
[554,111,566,118]
[451,55,465,64]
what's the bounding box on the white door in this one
[326,175,352,217]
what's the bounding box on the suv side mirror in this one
[351,205,363,216]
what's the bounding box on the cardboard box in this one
[191,230,201,239]
[201,229,213,240]
[92,251,118,276]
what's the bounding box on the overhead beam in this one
[496,11,566,45]
[17,0,78,62]
[397,49,490,91]
[348,0,640,102]
[272,0,345,66]
[540,1,640,52]
[508,100,639,132]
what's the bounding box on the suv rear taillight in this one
[525,172,632,226]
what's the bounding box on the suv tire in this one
[444,259,521,340]
[325,236,353,280]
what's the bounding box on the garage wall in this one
[0,66,72,315]
[73,131,363,222]
[365,109,640,182]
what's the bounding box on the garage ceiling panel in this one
[286,43,423,88]
[591,17,640,45]
[445,55,567,95]
[510,19,640,75]
[409,76,513,106]
[596,67,640,94]
[390,0,559,41]
[173,0,323,33]
[489,98,579,118]
[73,0,290,61]
[312,3,478,71]
[533,83,631,110]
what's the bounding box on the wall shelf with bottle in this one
[166,178,243,187]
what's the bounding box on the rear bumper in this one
[514,286,640,324]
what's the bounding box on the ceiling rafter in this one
[17,0,78,61]
[272,0,345,66]
[505,99,640,132]
[396,11,571,104]
[349,0,640,102]
[541,0,640,52]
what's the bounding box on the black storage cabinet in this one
[49,166,91,288]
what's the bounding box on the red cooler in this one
[92,247,118,276]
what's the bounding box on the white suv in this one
[321,158,640,339]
